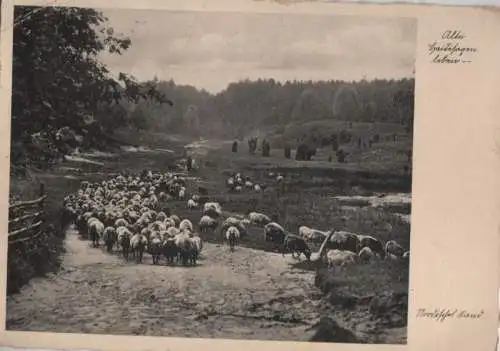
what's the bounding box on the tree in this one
[11,6,172,166]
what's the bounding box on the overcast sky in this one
[98,9,416,94]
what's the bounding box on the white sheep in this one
[199,215,218,232]
[325,249,358,269]
[225,226,240,251]
[88,219,104,247]
[179,218,194,233]
[298,225,327,243]
[248,211,271,226]
[254,184,261,192]
[203,202,222,218]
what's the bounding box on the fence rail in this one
[8,184,46,244]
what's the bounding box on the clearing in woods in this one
[6,226,322,340]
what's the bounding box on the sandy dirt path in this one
[6,226,322,341]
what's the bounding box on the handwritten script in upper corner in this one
[428,30,478,64]
[416,308,485,322]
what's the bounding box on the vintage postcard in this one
[0,0,499,351]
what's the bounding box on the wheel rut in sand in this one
[6,225,321,340]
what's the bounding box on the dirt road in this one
[6,226,322,341]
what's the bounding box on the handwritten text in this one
[416,308,484,322]
[428,30,477,64]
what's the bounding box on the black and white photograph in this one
[6,5,415,344]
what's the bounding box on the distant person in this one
[232,140,238,153]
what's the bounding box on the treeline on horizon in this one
[124,77,415,140]
[9,5,414,172]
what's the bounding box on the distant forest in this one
[121,77,415,140]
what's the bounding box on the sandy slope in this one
[6,226,322,341]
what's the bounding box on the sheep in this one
[117,226,132,260]
[162,237,178,264]
[358,246,374,263]
[175,232,193,266]
[225,226,240,252]
[235,186,242,192]
[298,225,328,243]
[264,222,286,247]
[221,217,247,237]
[402,251,410,260]
[179,219,194,233]
[203,202,222,218]
[149,236,163,265]
[199,215,218,232]
[325,249,358,269]
[115,218,129,228]
[254,184,261,192]
[156,211,167,222]
[244,180,253,189]
[166,226,180,238]
[282,234,311,261]
[130,233,148,263]
[88,219,104,248]
[357,235,385,258]
[169,215,181,227]
[187,199,198,210]
[384,240,405,259]
[327,231,360,253]
[190,235,202,265]
[248,211,271,226]
[102,226,117,253]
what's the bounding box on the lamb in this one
[248,211,271,226]
[358,246,374,263]
[225,226,240,252]
[199,215,218,232]
[179,219,194,233]
[384,240,405,258]
[187,199,198,210]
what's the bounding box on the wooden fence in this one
[8,184,47,244]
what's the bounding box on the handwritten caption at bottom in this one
[416,308,484,322]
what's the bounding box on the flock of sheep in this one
[61,168,409,271]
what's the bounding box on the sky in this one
[98,9,417,94]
